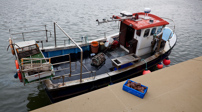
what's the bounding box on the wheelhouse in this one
[113,11,169,56]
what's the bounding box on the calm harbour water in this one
[0,0,202,111]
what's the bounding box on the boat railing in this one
[8,22,119,50]
[21,58,96,85]
[9,25,51,44]
[20,54,77,83]
[49,54,96,86]
[86,27,119,41]
[23,67,96,87]
[21,58,51,72]
[161,17,175,33]
[52,70,96,87]
[8,22,117,84]
[53,28,117,47]
[8,23,98,84]
[60,36,89,47]
[53,22,83,83]
[161,17,176,40]
[49,55,96,86]
[21,53,76,72]
[23,69,96,87]
[103,29,118,39]
[20,55,96,86]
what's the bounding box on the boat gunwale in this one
[45,32,177,90]
[45,47,174,102]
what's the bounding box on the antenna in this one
[96,11,135,25]
[144,8,151,19]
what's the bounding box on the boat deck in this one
[32,56,202,112]
[51,47,129,84]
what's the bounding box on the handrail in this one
[9,25,46,32]
[51,71,96,87]
[9,24,50,46]
[21,54,72,71]
[54,22,83,83]
[21,54,75,84]
[10,30,47,35]
[86,26,119,40]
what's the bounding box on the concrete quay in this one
[32,56,202,112]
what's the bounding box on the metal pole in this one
[64,40,66,46]
[62,76,65,85]
[22,33,25,41]
[41,41,43,49]
[80,48,83,82]
[54,22,57,47]
[46,30,48,42]
[54,22,83,82]
[68,39,70,45]
[142,59,148,70]
[45,25,48,42]
[69,55,71,76]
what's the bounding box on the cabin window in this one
[151,28,156,35]
[136,30,141,36]
[157,26,163,34]
[144,29,150,37]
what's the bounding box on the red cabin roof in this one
[113,12,169,30]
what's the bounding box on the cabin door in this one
[129,39,138,54]
[119,22,135,49]
[119,22,127,46]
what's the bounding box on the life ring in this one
[15,60,22,82]
[9,38,15,55]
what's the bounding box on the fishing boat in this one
[8,8,176,102]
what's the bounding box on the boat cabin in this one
[113,10,169,56]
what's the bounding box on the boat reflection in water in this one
[26,84,51,111]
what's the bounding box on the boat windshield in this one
[157,26,163,34]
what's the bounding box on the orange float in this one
[157,63,163,69]
[163,57,171,65]
[15,60,22,82]
[143,69,151,75]
[9,38,15,55]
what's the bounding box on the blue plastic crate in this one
[122,79,148,99]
